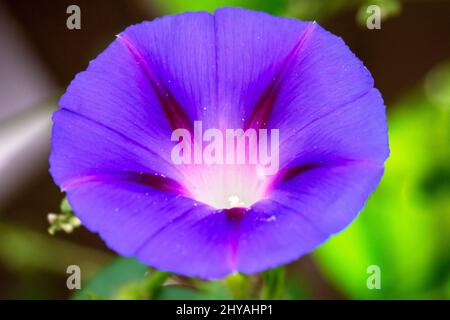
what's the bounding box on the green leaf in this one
[159,282,232,300]
[314,89,449,299]
[114,270,171,300]
[151,0,286,16]
[72,257,149,300]
[60,197,72,213]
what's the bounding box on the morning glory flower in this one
[50,7,389,279]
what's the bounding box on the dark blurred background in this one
[0,0,449,299]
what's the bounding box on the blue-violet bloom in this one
[50,7,389,279]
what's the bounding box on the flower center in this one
[182,164,271,210]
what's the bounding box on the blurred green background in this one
[0,0,448,299]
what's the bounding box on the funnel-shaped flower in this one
[50,7,389,279]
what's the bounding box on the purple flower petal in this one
[50,7,389,279]
[115,11,217,130]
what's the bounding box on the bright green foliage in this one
[315,86,450,299]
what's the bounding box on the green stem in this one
[114,270,171,300]
[143,270,171,299]
[260,267,286,300]
[224,273,253,299]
